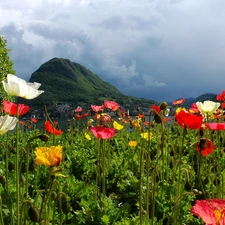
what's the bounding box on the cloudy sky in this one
[0,0,225,102]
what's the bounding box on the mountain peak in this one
[28,57,128,107]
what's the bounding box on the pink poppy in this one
[104,100,120,111]
[90,126,116,139]
[91,104,105,113]
[208,123,225,130]
[189,103,200,113]
[172,98,185,106]
[74,106,83,113]
[191,199,225,224]
[196,138,216,156]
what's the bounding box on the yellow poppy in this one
[35,146,62,167]
[113,121,124,131]
[176,107,186,115]
[129,141,138,147]
[141,132,153,141]
[85,133,92,140]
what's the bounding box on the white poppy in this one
[0,115,18,135]
[196,100,220,115]
[2,74,44,99]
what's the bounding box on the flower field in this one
[1,74,225,224]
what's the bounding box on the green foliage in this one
[26,58,157,108]
[0,35,15,102]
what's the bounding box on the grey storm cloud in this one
[0,0,225,102]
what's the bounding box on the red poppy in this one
[196,138,216,156]
[137,113,145,119]
[216,90,225,102]
[75,113,82,120]
[31,118,38,123]
[222,103,225,109]
[191,199,225,224]
[175,110,203,129]
[104,100,120,111]
[3,100,30,116]
[208,122,225,130]
[90,126,116,139]
[172,98,185,106]
[53,121,58,125]
[151,105,160,113]
[83,113,89,117]
[44,121,63,135]
[91,104,105,113]
[19,120,25,126]
[27,124,32,129]
[74,106,83,113]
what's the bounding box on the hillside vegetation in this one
[28,58,156,109]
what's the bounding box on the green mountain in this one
[28,58,156,109]
[183,93,217,108]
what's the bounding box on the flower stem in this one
[15,98,21,225]
[139,148,144,225]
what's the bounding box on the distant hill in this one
[27,58,157,109]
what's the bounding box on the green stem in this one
[44,105,55,145]
[5,133,9,192]
[146,110,154,220]
[174,126,186,225]
[139,148,144,225]
[15,98,21,225]
[0,196,4,225]
[101,139,106,197]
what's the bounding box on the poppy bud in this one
[28,205,40,222]
[154,114,163,124]
[184,182,192,191]
[62,201,71,214]
[0,175,6,188]
[29,161,36,171]
[38,134,50,142]
[192,189,202,195]
[160,102,168,110]
[51,191,57,201]
[8,144,15,154]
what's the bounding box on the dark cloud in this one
[0,0,225,103]
[1,24,44,80]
